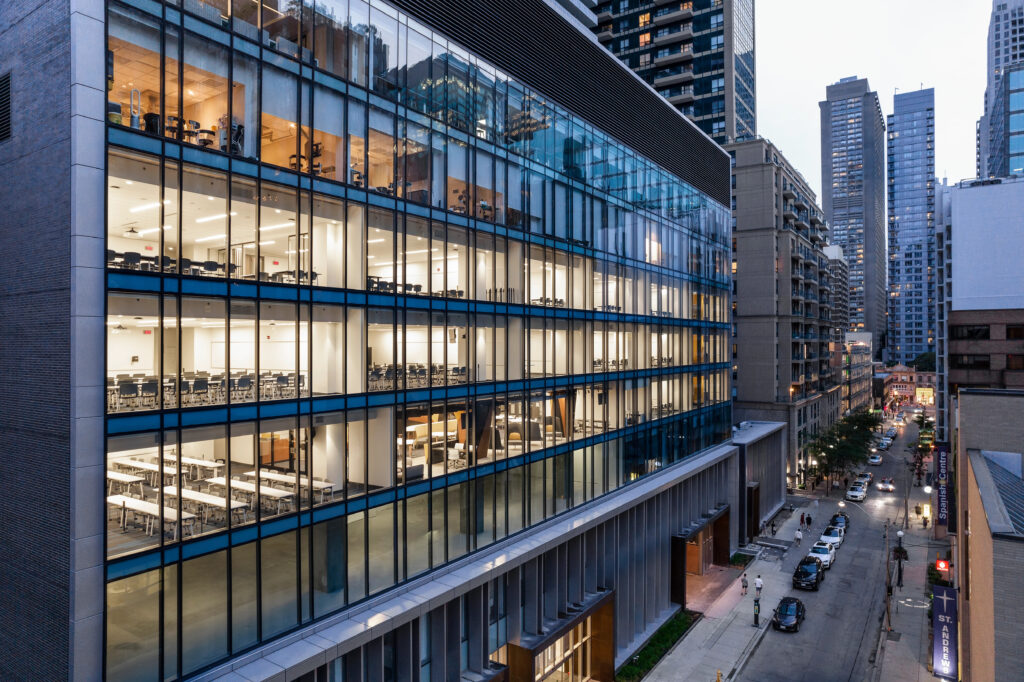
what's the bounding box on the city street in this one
[738,418,921,682]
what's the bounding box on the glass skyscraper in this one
[986,63,1024,177]
[887,88,936,365]
[819,76,887,351]
[0,0,739,679]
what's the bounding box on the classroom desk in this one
[162,486,249,526]
[205,477,295,514]
[107,494,195,540]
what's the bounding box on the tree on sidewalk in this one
[806,410,881,492]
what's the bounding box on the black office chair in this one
[106,250,118,267]
[118,382,139,410]
[140,380,159,407]
[192,378,209,404]
[123,252,142,270]
[202,261,220,276]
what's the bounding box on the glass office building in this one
[66,0,736,679]
[986,63,1024,178]
[886,88,936,365]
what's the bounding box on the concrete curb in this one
[726,621,770,680]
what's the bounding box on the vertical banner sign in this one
[936,445,949,526]
[931,584,958,679]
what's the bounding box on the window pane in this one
[367,108,396,193]
[181,551,228,674]
[107,4,162,133]
[261,530,298,637]
[180,164,229,276]
[313,0,347,78]
[313,85,345,181]
[106,569,161,681]
[107,294,161,414]
[181,32,229,149]
[367,504,395,594]
[313,516,347,615]
[261,66,299,168]
[107,149,164,271]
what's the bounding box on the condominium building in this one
[887,88,936,366]
[842,333,873,415]
[936,176,1024,450]
[820,77,887,350]
[978,0,1024,177]
[985,62,1024,178]
[0,0,739,680]
[726,138,840,485]
[823,245,849,343]
[592,0,756,144]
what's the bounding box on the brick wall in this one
[0,0,73,678]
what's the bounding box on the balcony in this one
[794,196,809,211]
[654,5,694,26]
[783,203,798,222]
[653,45,694,66]
[667,87,695,106]
[596,8,613,22]
[782,186,796,200]
[653,24,693,46]
[597,26,614,42]
[653,69,694,87]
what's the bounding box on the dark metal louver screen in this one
[0,72,10,142]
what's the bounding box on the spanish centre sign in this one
[936,445,949,526]
[932,584,958,679]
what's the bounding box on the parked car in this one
[792,556,825,591]
[868,454,883,465]
[772,596,806,632]
[857,471,874,485]
[807,541,836,569]
[846,484,867,502]
[878,439,892,450]
[876,477,895,492]
[830,511,850,530]
[820,525,845,548]
[886,428,897,439]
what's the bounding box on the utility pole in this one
[884,520,892,631]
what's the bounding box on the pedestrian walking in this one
[800,512,806,529]
[741,573,748,596]
[813,498,819,509]
[844,476,849,489]
[794,529,802,546]
[771,521,777,536]
[754,575,763,598]
[806,514,812,529]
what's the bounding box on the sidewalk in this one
[645,498,811,682]
[872,482,947,682]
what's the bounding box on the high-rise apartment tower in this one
[820,76,887,353]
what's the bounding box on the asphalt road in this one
[738,417,921,682]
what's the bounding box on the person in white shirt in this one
[754,575,764,597]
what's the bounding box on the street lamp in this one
[896,530,905,588]
[923,485,933,495]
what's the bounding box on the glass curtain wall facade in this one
[886,89,936,365]
[102,1,731,679]
[987,65,1024,178]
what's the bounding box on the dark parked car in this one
[830,511,850,530]
[772,596,806,632]
[792,556,825,590]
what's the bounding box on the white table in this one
[205,477,295,514]
[116,459,178,486]
[242,470,335,502]
[163,486,248,525]
[107,470,145,497]
[162,453,225,476]
[107,494,195,539]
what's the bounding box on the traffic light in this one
[936,558,949,572]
